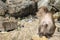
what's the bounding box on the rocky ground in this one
[0,0,60,40]
[0,16,60,40]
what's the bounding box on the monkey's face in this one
[38,8,45,14]
[38,6,48,13]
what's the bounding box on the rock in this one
[53,12,60,22]
[38,0,50,9]
[32,35,48,40]
[0,16,17,32]
[50,0,55,4]
[0,0,7,15]
[9,17,17,22]
[32,35,40,40]
[50,0,60,11]
[2,21,17,31]
[0,17,5,31]
[6,0,37,18]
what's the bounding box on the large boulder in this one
[37,0,54,11]
[2,21,17,31]
[38,0,50,8]
[0,16,17,32]
[6,0,37,17]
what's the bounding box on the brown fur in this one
[37,6,56,38]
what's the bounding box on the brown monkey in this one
[37,6,56,38]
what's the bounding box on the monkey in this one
[37,6,56,38]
